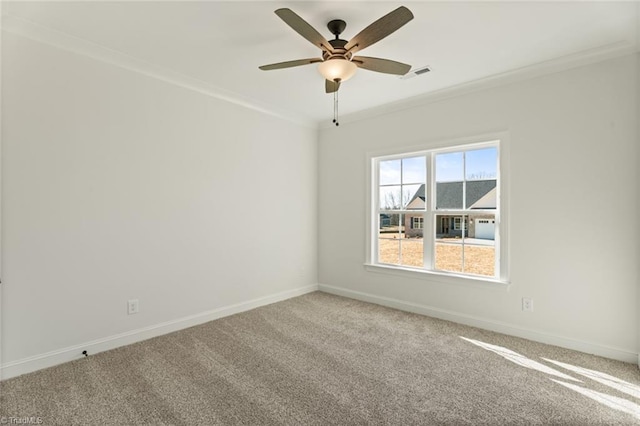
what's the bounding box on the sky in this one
[436,147,497,182]
[379,146,497,185]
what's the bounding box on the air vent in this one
[400,65,432,80]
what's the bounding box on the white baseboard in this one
[1,284,319,380]
[318,284,639,364]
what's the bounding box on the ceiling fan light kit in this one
[317,59,357,82]
[259,6,415,126]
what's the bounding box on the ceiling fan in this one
[259,6,414,95]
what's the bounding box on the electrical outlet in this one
[522,297,533,312]
[127,299,139,315]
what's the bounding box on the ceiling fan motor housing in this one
[324,45,351,61]
[327,19,346,38]
[325,20,351,60]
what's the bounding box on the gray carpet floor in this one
[1,291,639,425]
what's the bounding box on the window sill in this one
[364,263,510,289]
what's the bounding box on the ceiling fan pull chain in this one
[333,88,339,127]
[332,91,335,124]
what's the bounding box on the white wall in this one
[1,32,318,375]
[318,54,639,362]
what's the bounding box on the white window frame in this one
[365,134,509,286]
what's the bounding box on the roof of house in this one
[469,187,497,209]
[405,180,496,210]
[406,184,426,207]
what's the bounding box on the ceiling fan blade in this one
[275,8,333,53]
[325,79,340,93]
[259,58,323,71]
[344,6,414,54]
[352,56,411,75]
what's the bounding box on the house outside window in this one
[371,140,506,281]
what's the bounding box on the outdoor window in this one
[371,140,505,281]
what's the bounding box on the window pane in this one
[465,213,496,277]
[435,242,463,273]
[401,239,424,268]
[435,152,463,182]
[404,213,424,266]
[380,186,402,210]
[403,184,424,210]
[402,156,426,184]
[379,214,402,265]
[466,147,497,181]
[379,159,401,185]
[464,245,495,277]
[436,182,463,209]
[435,214,464,273]
[379,238,400,264]
[466,180,497,210]
[379,213,401,234]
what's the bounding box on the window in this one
[371,140,505,281]
[411,217,424,229]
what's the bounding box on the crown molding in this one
[2,11,637,132]
[1,13,318,130]
[322,40,639,129]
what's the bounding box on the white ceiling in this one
[3,1,639,126]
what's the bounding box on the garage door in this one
[475,219,495,240]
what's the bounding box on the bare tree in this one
[384,191,400,210]
[467,171,496,180]
[384,189,412,210]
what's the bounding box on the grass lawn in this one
[378,237,495,277]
